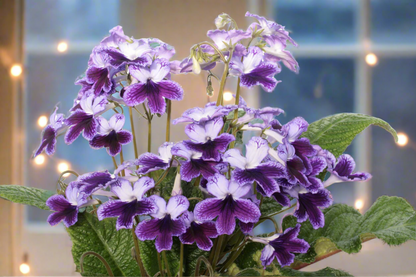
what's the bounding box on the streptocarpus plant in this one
[1,12,415,277]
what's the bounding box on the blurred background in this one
[0,0,415,275]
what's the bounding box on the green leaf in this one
[0,185,54,210]
[260,196,283,217]
[282,196,416,265]
[234,242,264,269]
[66,212,140,276]
[301,113,397,158]
[184,245,210,276]
[280,267,353,276]
[235,268,261,276]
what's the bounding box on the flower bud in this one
[171,171,183,196]
[191,55,201,75]
[215,13,233,29]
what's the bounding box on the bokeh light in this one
[57,41,68,52]
[397,132,409,147]
[365,53,378,66]
[10,64,23,77]
[37,115,48,127]
[34,154,45,165]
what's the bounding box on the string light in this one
[223,91,233,101]
[58,162,70,176]
[10,64,23,77]
[19,253,30,274]
[397,132,408,147]
[365,53,378,66]
[57,41,68,53]
[34,154,45,165]
[354,199,364,210]
[37,115,48,127]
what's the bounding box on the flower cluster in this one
[36,12,372,271]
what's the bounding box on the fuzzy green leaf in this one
[282,196,416,264]
[66,212,140,276]
[236,268,261,276]
[280,267,353,276]
[0,185,54,210]
[301,113,397,158]
[260,196,283,217]
[184,245,210,276]
[234,242,264,269]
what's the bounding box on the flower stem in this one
[80,251,114,276]
[194,41,227,63]
[216,62,230,106]
[228,78,241,149]
[211,234,225,269]
[179,243,184,277]
[219,241,249,273]
[166,99,171,142]
[147,117,152,153]
[131,226,147,277]
[119,148,125,176]
[129,107,139,162]
[162,251,172,277]
[112,156,118,172]
[157,252,164,277]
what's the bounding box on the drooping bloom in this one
[224,137,286,197]
[33,107,65,157]
[46,182,97,227]
[229,46,281,92]
[75,170,114,196]
[179,211,218,251]
[136,142,174,175]
[86,47,116,96]
[123,59,184,114]
[207,29,251,50]
[251,224,309,267]
[64,93,108,144]
[89,114,133,156]
[324,154,372,187]
[173,102,234,125]
[183,117,235,161]
[97,177,156,230]
[194,174,261,235]
[136,195,189,252]
[103,39,152,68]
[171,143,226,182]
[100,25,131,48]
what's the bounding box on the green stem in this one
[166,99,171,142]
[219,242,249,273]
[261,216,279,233]
[194,256,214,277]
[131,226,147,276]
[179,243,184,277]
[80,251,114,276]
[162,251,172,277]
[229,79,241,148]
[157,252,164,277]
[119,148,125,176]
[194,41,227,63]
[154,164,173,186]
[148,118,152,153]
[112,157,118,172]
[129,107,139,163]
[211,235,225,269]
[215,62,230,106]
[267,203,297,218]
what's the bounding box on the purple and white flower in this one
[103,39,152,68]
[172,143,226,182]
[100,26,131,48]
[136,142,175,175]
[194,174,261,235]
[86,47,117,96]
[136,195,189,252]
[251,224,309,267]
[224,137,286,197]
[179,211,218,251]
[89,114,133,156]
[97,177,156,230]
[46,182,97,227]
[207,29,251,50]
[173,102,234,124]
[64,94,108,144]
[324,154,372,187]
[33,107,66,157]
[123,59,184,114]
[229,46,281,92]
[183,117,235,161]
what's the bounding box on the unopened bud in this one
[206,75,214,97]
[215,13,234,29]
[191,55,201,75]
[171,172,183,196]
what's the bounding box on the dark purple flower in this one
[173,102,234,125]
[179,211,218,251]
[123,59,184,114]
[324,154,372,187]
[171,143,226,182]
[46,182,97,227]
[183,117,235,162]
[252,224,309,268]
[229,46,281,92]
[97,177,156,230]
[33,107,65,157]
[89,114,133,156]
[264,117,309,145]
[64,94,108,144]
[136,195,189,252]
[194,174,261,235]
[102,39,152,68]
[76,170,115,196]
[239,222,255,235]
[136,142,174,175]
[86,48,116,96]
[207,29,251,50]
[224,137,286,197]
[74,77,93,102]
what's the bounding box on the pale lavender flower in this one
[194,174,261,235]
[103,39,152,68]
[207,29,251,50]
[136,195,189,252]
[224,137,286,197]
[97,177,156,230]
[173,102,234,125]
[100,26,131,48]
[251,224,309,267]
[136,142,175,175]
[123,59,184,114]
[179,211,218,251]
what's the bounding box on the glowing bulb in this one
[19,263,30,274]
[10,64,22,77]
[365,53,378,66]
[37,115,48,127]
[34,154,45,165]
[58,162,70,176]
[397,132,408,147]
[57,41,68,52]
[223,91,233,102]
[355,199,364,210]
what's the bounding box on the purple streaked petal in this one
[108,113,125,131]
[334,154,355,177]
[307,176,324,193]
[184,133,234,162]
[240,222,255,235]
[223,149,247,169]
[205,174,229,198]
[136,218,161,241]
[292,138,316,157]
[234,199,261,223]
[271,191,291,207]
[216,203,236,235]
[46,195,72,212]
[260,244,276,267]
[86,66,112,95]
[149,195,167,219]
[180,159,220,182]
[309,156,327,176]
[34,125,57,157]
[64,111,95,144]
[136,153,169,175]
[245,137,270,169]
[185,124,206,142]
[295,190,332,229]
[240,63,280,92]
[133,176,155,200]
[117,130,133,145]
[194,198,223,222]
[104,47,151,68]
[166,195,189,219]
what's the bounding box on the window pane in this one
[272,0,358,44]
[260,58,356,205]
[372,58,416,207]
[371,0,416,44]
